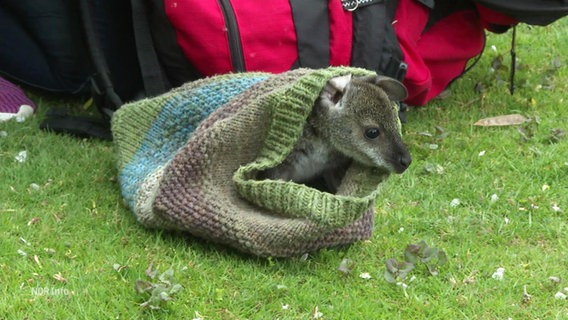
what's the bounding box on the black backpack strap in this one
[79,0,123,119]
[348,0,407,122]
[130,0,172,96]
[39,109,113,141]
[350,0,406,81]
[289,0,330,68]
[40,0,121,140]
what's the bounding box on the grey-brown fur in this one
[262,74,411,192]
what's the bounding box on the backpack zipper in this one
[218,0,245,72]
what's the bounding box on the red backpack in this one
[133,0,566,107]
[36,0,567,139]
[133,0,406,96]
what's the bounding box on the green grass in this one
[1,21,568,319]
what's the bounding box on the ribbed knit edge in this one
[233,67,382,230]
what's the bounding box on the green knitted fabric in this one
[112,67,397,257]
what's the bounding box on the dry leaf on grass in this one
[53,272,67,283]
[474,114,528,126]
[27,217,41,225]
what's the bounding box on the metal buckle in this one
[341,0,382,11]
[342,0,359,11]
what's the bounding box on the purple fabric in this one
[0,76,36,113]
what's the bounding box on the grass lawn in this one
[1,20,567,319]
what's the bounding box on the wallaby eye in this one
[365,128,380,139]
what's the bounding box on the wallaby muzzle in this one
[392,145,412,174]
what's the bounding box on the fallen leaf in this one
[555,292,567,300]
[551,56,562,69]
[145,262,157,279]
[52,213,62,223]
[53,272,67,283]
[159,291,173,301]
[359,272,372,280]
[491,55,506,71]
[423,163,444,175]
[474,114,528,126]
[545,128,566,144]
[522,285,532,305]
[418,131,433,137]
[463,271,477,285]
[134,279,153,294]
[450,198,461,207]
[27,217,41,225]
[338,259,355,275]
[15,150,28,163]
[435,89,452,100]
[492,267,505,280]
[82,97,94,110]
[312,306,323,319]
[474,82,485,94]
[33,255,42,268]
[113,264,127,272]
[65,250,77,260]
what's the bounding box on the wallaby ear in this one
[327,74,352,93]
[374,75,408,101]
[320,74,352,107]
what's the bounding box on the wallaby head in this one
[311,74,411,174]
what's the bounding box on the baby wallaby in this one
[260,73,411,192]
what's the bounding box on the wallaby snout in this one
[394,147,412,173]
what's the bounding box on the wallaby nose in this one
[397,151,412,173]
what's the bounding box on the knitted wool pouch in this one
[112,67,399,257]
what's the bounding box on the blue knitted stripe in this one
[120,75,268,208]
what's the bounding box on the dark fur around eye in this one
[365,128,380,139]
